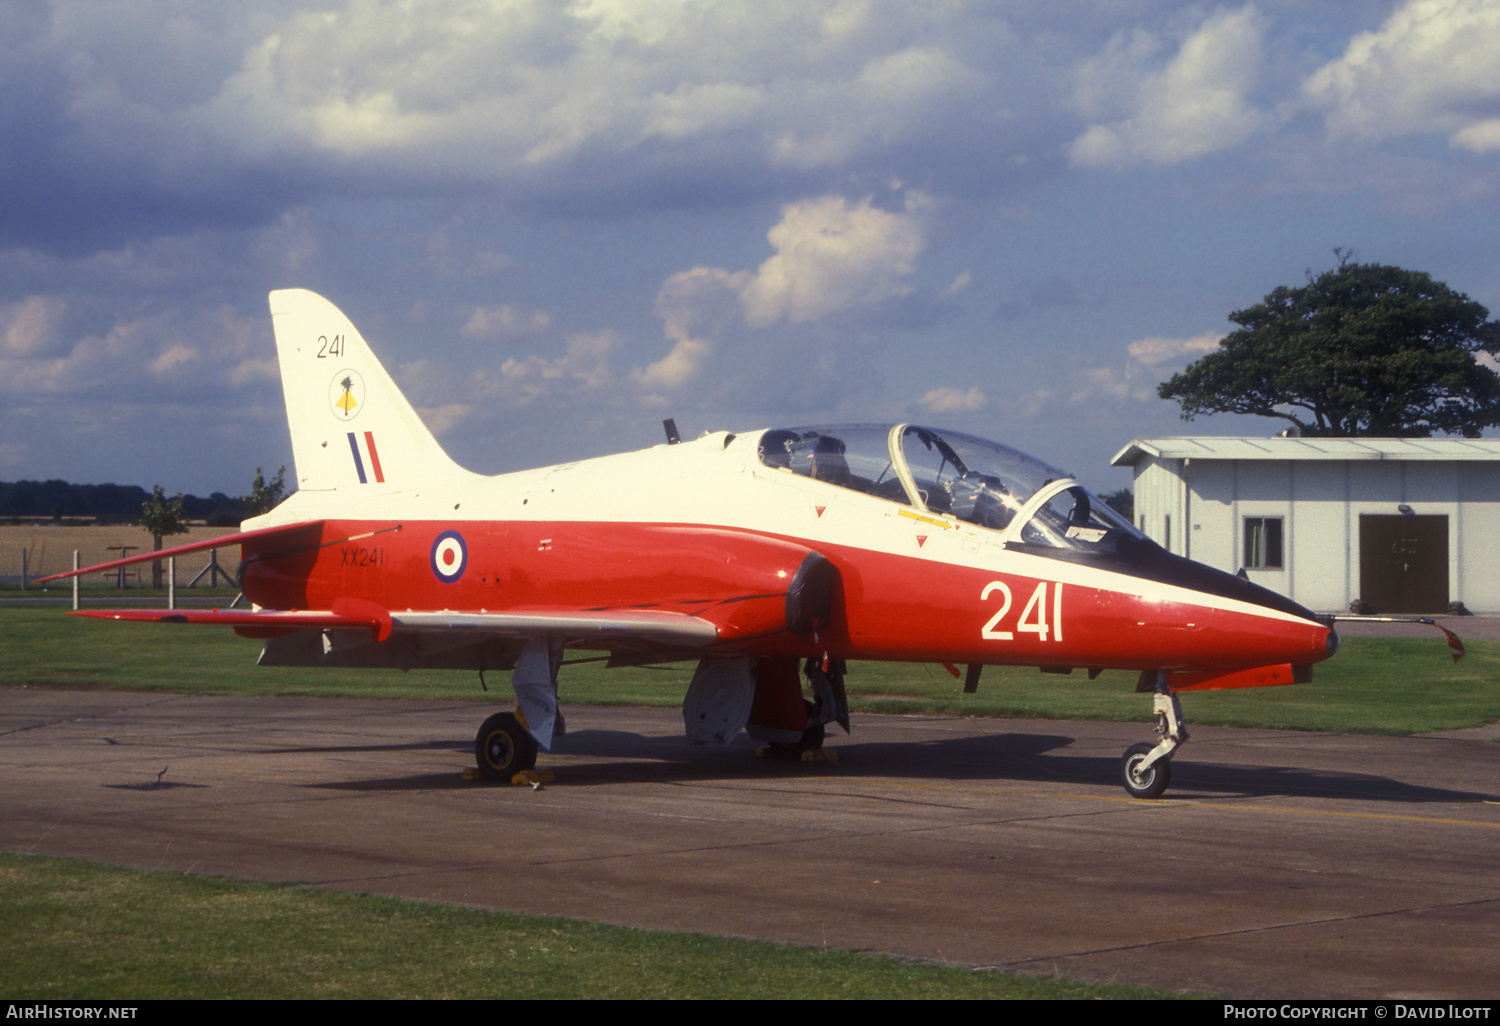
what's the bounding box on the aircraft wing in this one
[74,602,721,649]
[32,521,323,583]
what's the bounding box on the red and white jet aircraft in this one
[45,289,1351,798]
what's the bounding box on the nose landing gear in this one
[1121,672,1186,799]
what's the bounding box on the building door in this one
[1358,514,1449,613]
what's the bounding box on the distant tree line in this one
[1,480,254,525]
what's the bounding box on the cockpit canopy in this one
[757,424,1146,555]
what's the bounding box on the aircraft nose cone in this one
[1100,541,1337,668]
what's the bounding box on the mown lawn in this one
[3,606,1497,734]
[0,853,1183,1000]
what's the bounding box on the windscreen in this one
[1011,482,1146,554]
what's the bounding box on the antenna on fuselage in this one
[663,418,681,444]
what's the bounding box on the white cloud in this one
[917,385,987,414]
[414,402,474,437]
[1071,364,1152,404]
[1304,0,1500,153]
[639,81,768,143]
[769,44,988,170]
[149,343,199,376]
[624,190,931,397]
[1,296,68,357]
[493,329,620,401]
[427,225,513,280]
[251,209,319,275]
[225,356,279,388]
[168,1,1021,190]
[461,305,552,340]
[391,326,621,414]
[0,303,272,397]
[1072,332,1221,405]
[1069,6,1268,169]
[631,335,708,394]
[633,266,747,392]
[943,271,972,298]
[0,2,1085,259]
[1127,332,1221,367]
[1451,119,1500,153]
[740,193,928,327]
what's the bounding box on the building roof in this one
[1111,436,1500,467]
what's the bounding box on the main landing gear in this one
[472,639,559,783]
[746,657,847,760]
[1120,671,1187,799]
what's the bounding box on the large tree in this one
[1158,258,1500,437]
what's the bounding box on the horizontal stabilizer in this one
[33,521,322,583]
[75,596,391,642]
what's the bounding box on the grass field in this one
[0,522,241,586]
[0,853,1180,1000]
[3,605,1498,734]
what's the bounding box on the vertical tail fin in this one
[269,289,473,492]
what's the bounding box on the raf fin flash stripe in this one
[347,431,385,484]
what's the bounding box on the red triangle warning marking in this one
[815,505,826,518]
[916,535,928,548]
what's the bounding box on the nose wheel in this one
[1121,742,1171,799]
[1120,673,1186,799]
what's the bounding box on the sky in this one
[3,0,1500,497]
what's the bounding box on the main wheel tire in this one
[475,712,538,782]
[802,720,826,751]
[800,698,825,751]
[1121,742,1171,799]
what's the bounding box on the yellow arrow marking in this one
[899,509,953,529]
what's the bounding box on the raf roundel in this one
[430,530,467,584]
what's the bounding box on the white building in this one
[1110,437,1500,615]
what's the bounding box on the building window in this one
[1244,517,1284,569]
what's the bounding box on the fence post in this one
[168,556,176,610]
[72,551,79,611]
[20,548,26,592]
